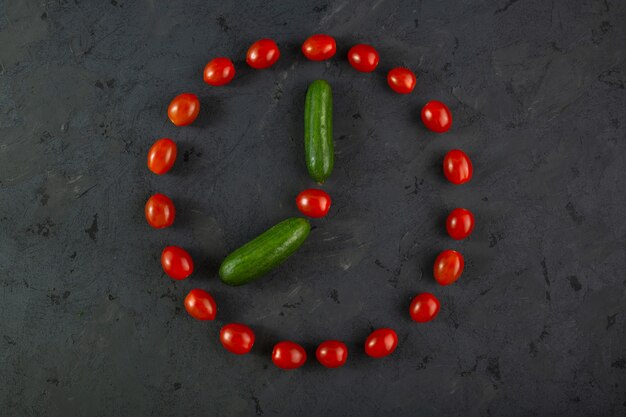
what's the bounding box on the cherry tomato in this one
[161,246,194,280]
[168,93,200,126]
[184,288,217,321]
[246,39,280,69]
[145,193,175,229]
[220,323,255,355]
[203,57,235,86]
[443,149,473,185]
[272,341,307,370]
[296,188,331,218]
[364,328,398,358]
[147,138,177,175]
[434,250,464,286]
[316,340,348,368]
[302,34,337,61]
[421,100,452,133]
[387,67,416,94]
[409,293,440,323]
[446,208,475,240]
[347,44,379,73]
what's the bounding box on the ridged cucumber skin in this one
[304,80,334,184]
[219,218,311,286]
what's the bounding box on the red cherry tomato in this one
[161,246,194,280]
[220,323,255,355]
[296,188,331,218]
[387,67,416,94]
[443,149,473,185]
[421,100,452,133]
[347,44,379,73]
[203,57,235,86]
[147,138,177,175]
[446,208,475,240]
[272,341,307,370]
[434,250,464,286]
[302,34,337,61]
[184,288,217,321]
[364,328,398,358]
[145,193,175,229]
[246,39,280,69]
[409,293,440,323]
[316,340,348,368]
[168,93,200,126]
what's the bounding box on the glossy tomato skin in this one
[443,149,473,185]
[316,340,348,368]
[184,289,217,320]
[347,44,379,72]
[446,208,475,240]
[147,138,177,175]
[434,250,464,286]
[246,39,280,69]
[421,100,452,133]
[302,34,337,61]
[364,328,398,358]
[387,67,416,94]
[272,341,307,370]
[161,246,194,280]
[168,93,200,126]
[296,188,331,218]
[145,193,175,229]
[203,57,235,86]
[220,323,255,355]
[409,293,440,323]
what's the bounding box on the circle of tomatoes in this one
[347,44,380,73]
[434,250,464,286]
[409,293,440,323]
[421,100,452,133]
[203,57,235,86]
[147,138,177,175]
[161,246,194,280]
[316,340,348,368]
[246,39,280,69]
[443,149,473,185]
[272,341,307,370]
[302,34,337,61]
[184,289,217,321]
[220,323,255,355]
[168,93,200,127]
[446,208,475,240]
[364,328,398,358]
[296,188,331,218]
[145,193,175,229]
[387,67,416,94]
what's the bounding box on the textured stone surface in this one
[1,0,625,416]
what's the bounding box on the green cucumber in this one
[219,217,311,286]
[304,79,334,184]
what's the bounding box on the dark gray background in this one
[1,0,625,416]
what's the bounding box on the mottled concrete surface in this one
[1,0,625,416]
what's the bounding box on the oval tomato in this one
[302,34,337,61]
[364,328,398,358]
[446,208,475,240]
[168,93,200,126]
[347,44,379,72]
[316,340,348,368]
[220,323,255,355]
[421,100,452,133]
[145,193,175,229]
[387,67,416,94]
[296,188,331,218]
[246,39,280,69]
[161,246,194,280]
[184,288,217,320]
[203,57,235,86]
[272,341,307,370]
[434,250,464,286]
[409,293,440,323]
[443,149,473,185]
[147,138,177,175]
